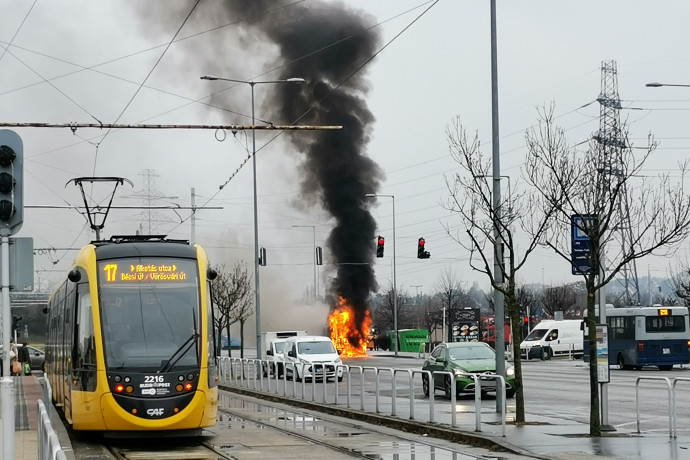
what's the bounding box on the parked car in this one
[0,344,45,374]
[421,341,516,398]
[24,345,45,372]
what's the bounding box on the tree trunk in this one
[216,325,223,359]
[240,320,245,359]
[226,323,232,359]
[505,291,525,422]
[586,288,601,436]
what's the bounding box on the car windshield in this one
[274,342,286,353]
[297,340,336,354]
[448,345,495,361]
[524,328,548,341]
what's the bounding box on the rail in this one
[217,356,508,436]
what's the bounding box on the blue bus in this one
[584,306,690,370]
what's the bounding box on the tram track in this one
[106,441,229,460]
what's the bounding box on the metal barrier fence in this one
[635,375,690,438]
[37,377,67,460]
[218,356,508,436]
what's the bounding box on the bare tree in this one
[371,283,413,349]
[541,283,579,318]
[524,104,690,436]
[211,261,253,358]
[445,118,555,423]
[433,267,474,342]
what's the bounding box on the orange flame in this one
[328,297,371,357]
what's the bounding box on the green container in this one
[389,329,429,352]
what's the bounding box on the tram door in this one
[62,284,76,423]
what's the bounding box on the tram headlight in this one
[176,384,184,392]
[115,384,124,393]
[184,382,193,391]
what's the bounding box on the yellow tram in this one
[45,235,218,434]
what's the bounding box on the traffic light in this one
[0,130,23,236]
[376,236,385,258]
[12,315,22,331]
[315,246,323,265]
[417,237,430,259]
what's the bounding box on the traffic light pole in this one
[1,235,15,459]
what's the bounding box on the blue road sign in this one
[571,215,596,275]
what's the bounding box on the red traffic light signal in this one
[417,237,430,259]
[376,236,385,258]
[523,316,528,324]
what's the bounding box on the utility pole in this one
[191,187,196,244]
[594,61,640,306]
[490,0,505,414]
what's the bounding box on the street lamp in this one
[201,74,305,357]
[292,225,317,300]
[365,193,398,356]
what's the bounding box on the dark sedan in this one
[20,345,45,372]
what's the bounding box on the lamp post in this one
[365,193,398,356]
[292,225,317,300]
[489,0,505,413]
[200,75,305,357]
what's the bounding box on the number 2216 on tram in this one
[45,236,219,434]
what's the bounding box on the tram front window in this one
[98,258,200,371]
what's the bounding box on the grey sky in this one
[1,0,689,306]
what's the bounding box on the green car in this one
[422,341,516,398]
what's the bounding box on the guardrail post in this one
[671,377,690,438]
[406,370,414,420]
[636,376,673,437]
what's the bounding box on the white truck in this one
[519,319,583,360]
[261,331,307,377]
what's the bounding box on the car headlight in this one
[506,366,515,377]
[453,368,466,376]
[335,358,342,364]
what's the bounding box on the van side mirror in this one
[288,350,295,357]
[266,349,273,356]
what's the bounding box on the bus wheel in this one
[617,355,631,370]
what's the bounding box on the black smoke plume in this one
[139,1,384,342]
[246,2,384,339]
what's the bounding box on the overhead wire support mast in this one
[0,122,343,131]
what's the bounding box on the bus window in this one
[646,315,685,333]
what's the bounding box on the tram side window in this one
[75,281,96,391]
[207,282,216,361]
[646,315,685,333]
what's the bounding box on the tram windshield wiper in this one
[158,332,199,373]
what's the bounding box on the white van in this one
[283,335,344,382]
[520,319,583,360]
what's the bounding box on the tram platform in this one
[11,373,74,460]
